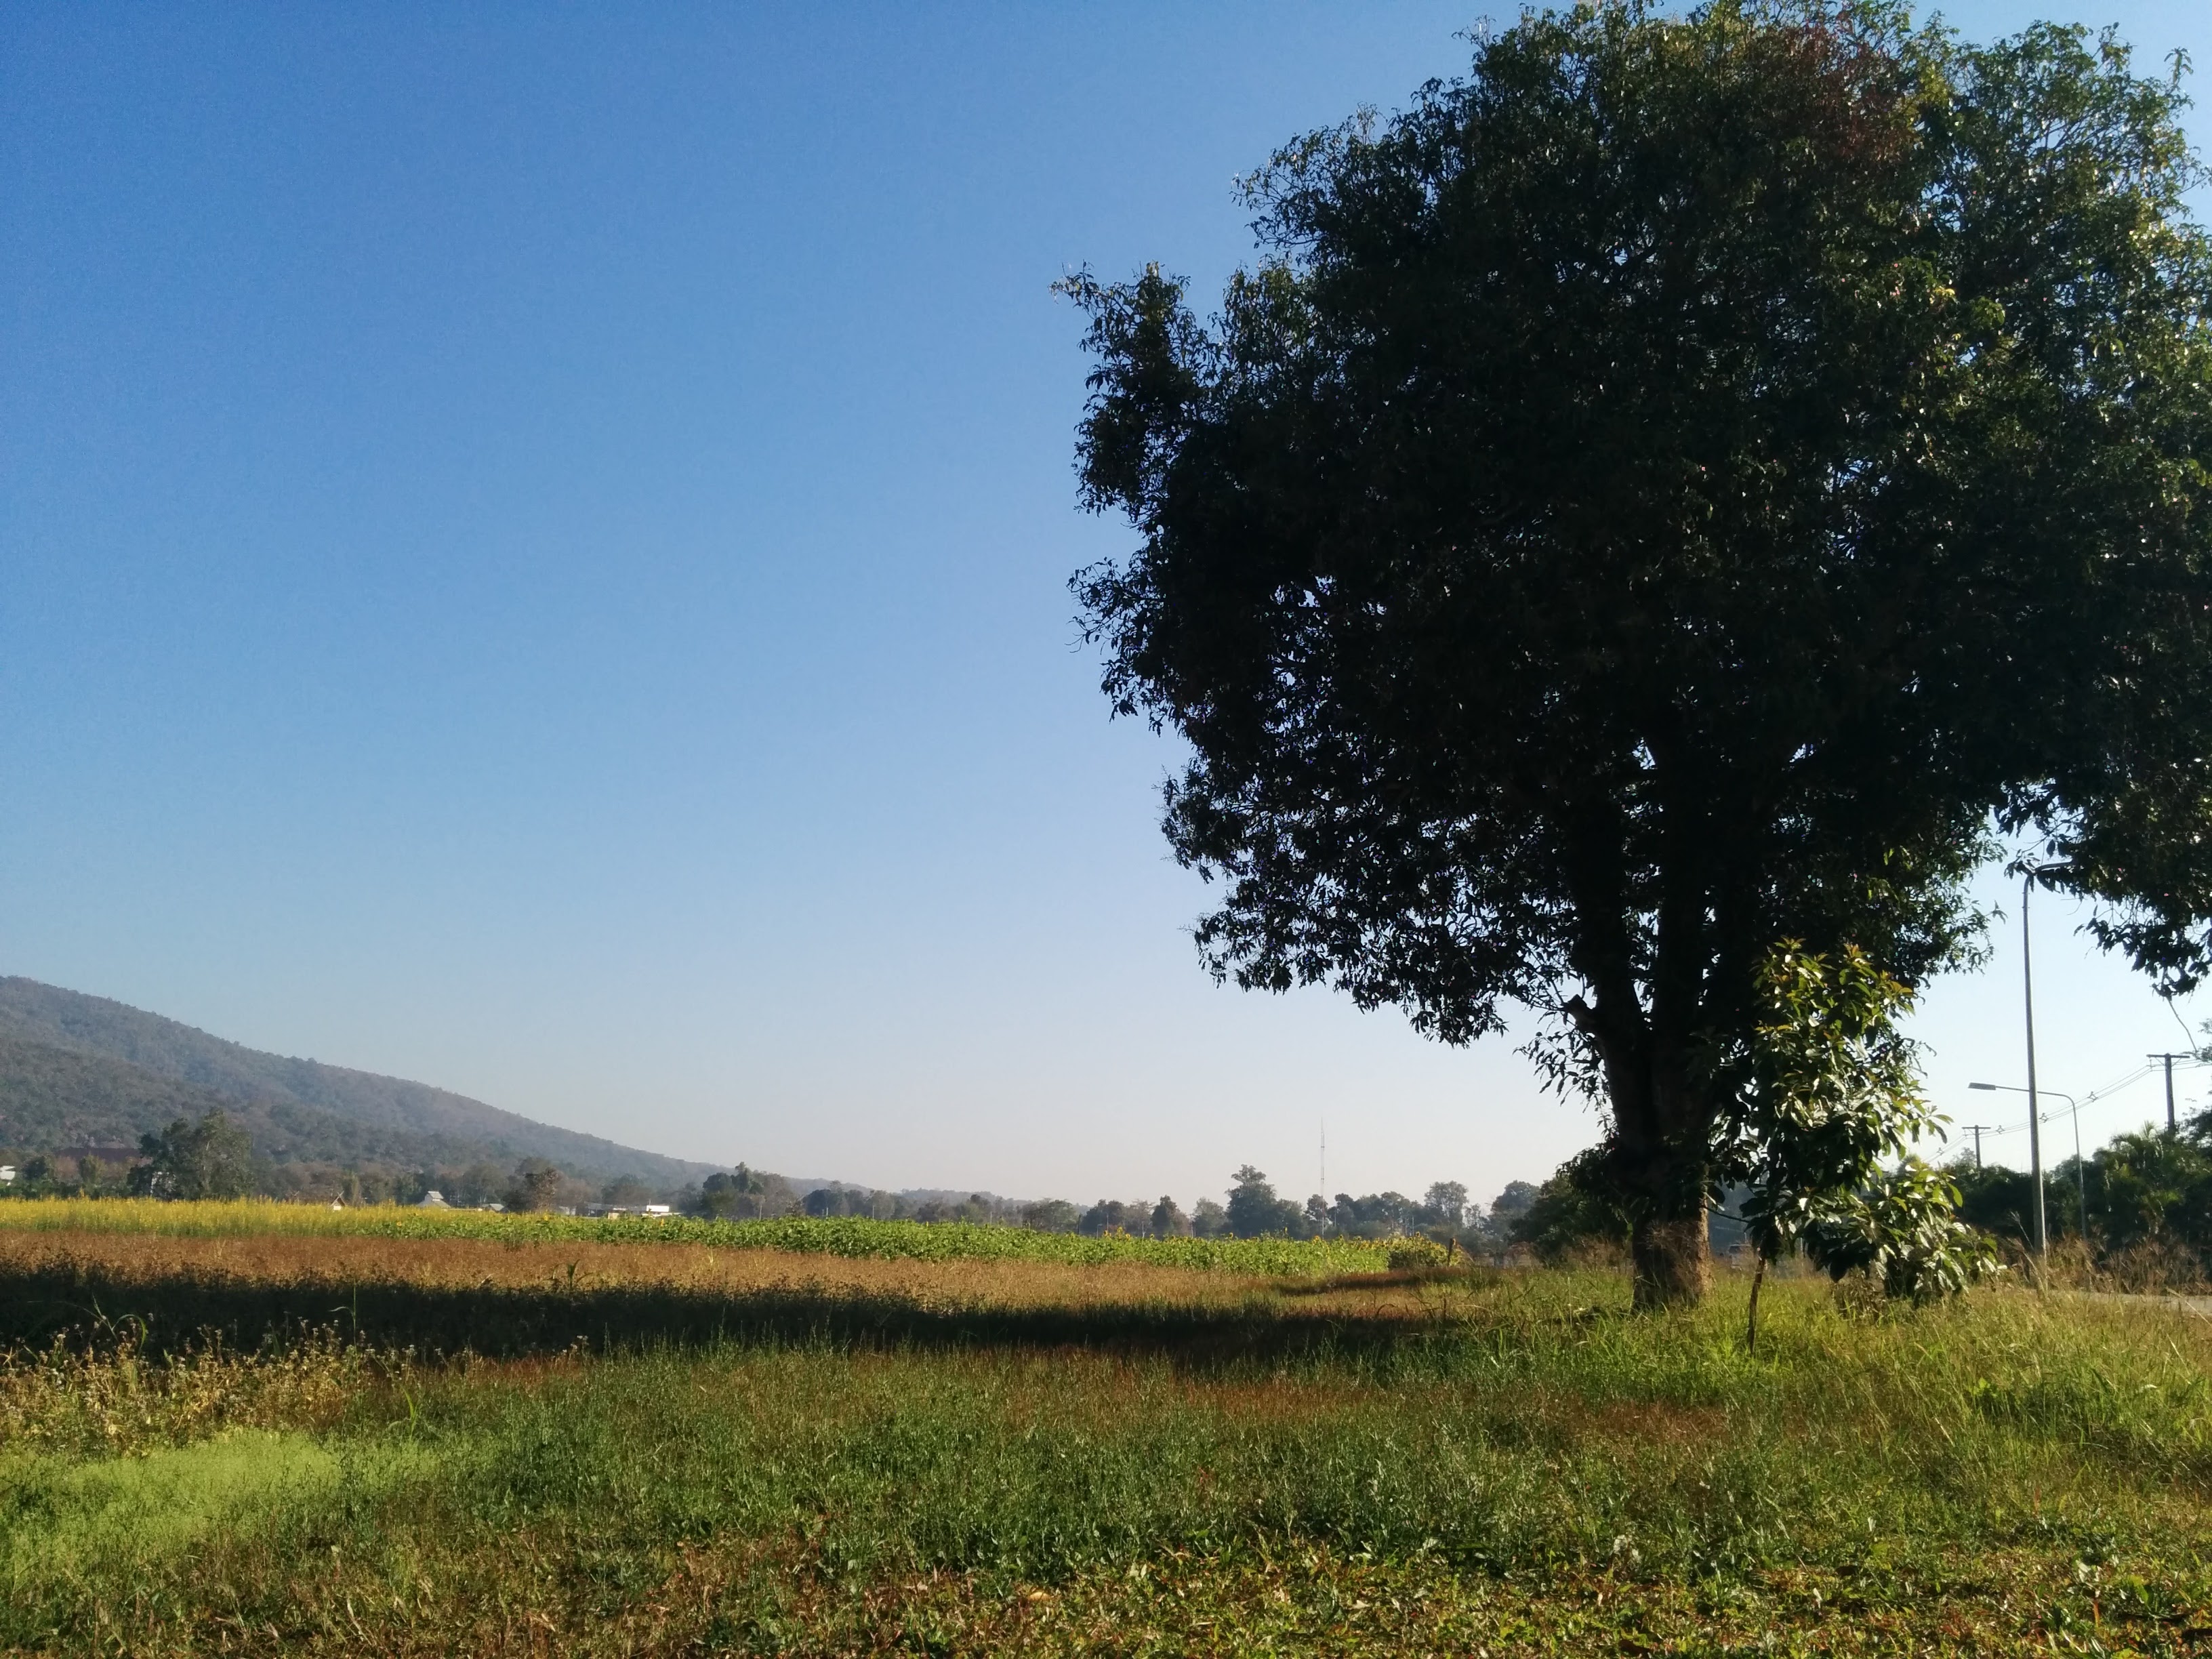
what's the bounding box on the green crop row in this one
[0,1197,1393,1275]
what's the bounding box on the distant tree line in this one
[0,1113,1559,1256]
[0,1112,266,1202]
[684,1166,1554,1246]
[30,1100,2212,1292]
[770,1167,1555,1248]
[0,1112,670,1213]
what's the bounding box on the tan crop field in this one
[0,1220,1462,1364]
[0,1228,1286,1311]
[2,1202,2211,1654]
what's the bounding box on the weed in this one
[0,1208,2208,1652]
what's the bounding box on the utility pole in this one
[2068,1095,2087,1239]
[2150,1052,2188,1134]
[1963,1124,1990,1168]
[2023,869,2048,1257]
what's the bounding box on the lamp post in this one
[2022,869,2047,1255]
[1969,1082,2083,1240]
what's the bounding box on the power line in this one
[1957,1055,2207,1156]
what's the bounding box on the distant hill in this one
[0,978,723,1189]
[0,1034,514,1171]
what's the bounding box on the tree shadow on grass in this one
[1276,1265,1505,1296]
[0,1263,1454,1368]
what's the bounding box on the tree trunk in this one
[1631,1211,1709,1310]
[1563,935,1718,1311]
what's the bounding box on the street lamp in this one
[1969,1081,2085,1241]
[2004,861,2064,1256]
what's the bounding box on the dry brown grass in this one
[0,1327,395,1456]
[0,1228,1462,1323]
[2026,1233,2212,1295]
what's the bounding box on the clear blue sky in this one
[5,3,2208,1208]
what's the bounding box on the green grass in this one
[0,1195,1393,1274]
[1,1431,434,1589]
[0,1259,2207,1653]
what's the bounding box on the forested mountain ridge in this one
[0,977,721,1188]
[0,1034,241,1153]
[0,1034,514,1170]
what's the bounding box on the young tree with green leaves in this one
[1723,943,1992,1347]
[1064,1,2212,1306]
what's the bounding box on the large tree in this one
[1064,1,2212,1305]
[131,1110,260,1201]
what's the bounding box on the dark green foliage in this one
[802,1187,1010,1224]
[696,1165,792,1219]
[0,1029,640,1204]
[2090,1124,2212,1257]
[1508,1151,1634,1263]
[1187,1176,1492,1243]
[1076,1199,1150,1235]
[910,1193,998,1225]
[1532,943,1994,1305]
[0,1034,237,1160]
[1225,1166,1310,1238]
[451,1160,508,1208]
[1422,1181,1470,1230]
[1484,1181,1540,1238]
[1321,1190,1412,1240]
[14,1156,59,1196]
[1063,1,2212,1303]
[129,1111,260,1201]
[506,1159,565,1213]
[1956,1109,2212,1275]
[1952,1161,2050,1250]
[1148,1195,1190,1237]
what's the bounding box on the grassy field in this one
[1,1202,2209,1654]
[0,1197,1395,1275]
